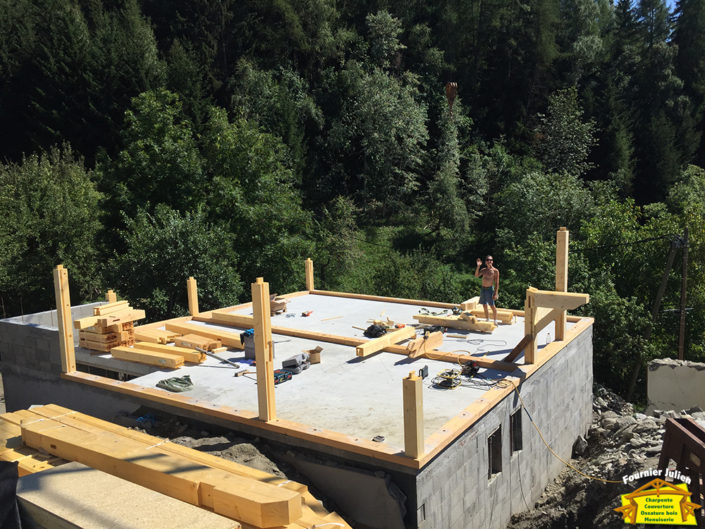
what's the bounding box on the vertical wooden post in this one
[252,277,276,421]
[187,276,199,316]
[403,371,424,459]
[524,289,536,364]
[53,265,76,373]
[555,227,569,340]
[305,258,314,291]
[106,289,117,303]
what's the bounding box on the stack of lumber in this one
[459,297,515,324]
[0,410,67,476]
[9,404,350,529]
[111,341,207,369]
[134,327,181,344]
[74,300,146,353]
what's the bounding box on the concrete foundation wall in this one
[415,327,593,529]
[647,358,705,412]
[0,303,101,373]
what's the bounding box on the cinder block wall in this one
[415,327,593,529]
[0,303,101,373]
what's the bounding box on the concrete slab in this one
[121,294,571,449]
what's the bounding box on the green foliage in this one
[111,205,242,322]
[533,87,598,177]
[0,145,102,315]
[366,11,405,69]
[201,107,312,291]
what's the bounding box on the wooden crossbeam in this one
[502,335,533,363]
[528,289,589,311]
[356,326,415,357]
[406,331,444,358]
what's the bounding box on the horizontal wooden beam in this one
[529,289,590,311]
[111,346,184,368]
[133,342,205,364]
[310,290,458,309]
[93,300,129,316]
[413,314,495,333]
[356,327,415,357]
[407,331,444,358]
[164,321,244,349]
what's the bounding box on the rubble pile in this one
[507,385,705,529]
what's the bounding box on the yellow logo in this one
[615,478,701,525]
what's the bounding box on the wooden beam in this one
[310,290,457,310]
[413,313,496,333]
[555,227,569,340]
[187,276,199,316]
[403,372,424,459]
[356,326,415,357]
[105,289,117,303]
[524,290,536,364]
[305,258,314,291]
[459,297,479,311]
[111,346,184,368]
[210,311,254,328]
[133,342,205,364]
[529,289,589,311]
[93,300,129,316]
[164,321,244,349]
[465,307,515,324]
[502,335,533,363]
[53,265,76,373]
[252,278,276,422]
[533,307,561,333]
[407,331,444,358]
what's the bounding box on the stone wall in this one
[414,327,593,529]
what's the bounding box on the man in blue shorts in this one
[475,255,500,324]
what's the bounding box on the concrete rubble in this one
[507,385,705,529]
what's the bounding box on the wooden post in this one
[305,258,314,291]
[252,277,276,421]
[524,290,536,364]
[403,371,424,459]
[186,276,199,316]
[105,289,117,303]
[555,227,569,340]
[53,265,76,373]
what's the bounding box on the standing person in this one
[475,255,499,324]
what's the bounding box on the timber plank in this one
[133,342,205,363]
[413,313,496,333]
[111,346,184,368]
[355,327,415,357]
[165,321,245,349]
[93,300,129,316]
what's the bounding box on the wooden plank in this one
[403,372,424,459]
[466,307,515,324]
[502,335,533,363]
[355,326,415,357]
[209,311,254,328]
[310,290,457,310]
[524,290,536,364]
[53,265,76,373]
[74,316,99,329]
[174,333,221,351]
[111,346,184,368]
[413,313,496,333]
[533,307,561,334]
[407,331,443,358]
[252,278,276,422]
[133,342,205,364]
[134,328,179,344]
[20,420,302,527]
[305,258,314,291]
[106,289,117,303]
[165,321,244,349]
[459,297,479,311]
[79,338,116,353]
[96,309,146,327]
[187,276,199,316]
[93,300,129,316]
[78,330,127,343]
[529,289,589,311]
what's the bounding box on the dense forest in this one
[1,0,704,400]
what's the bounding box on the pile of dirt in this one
[507,385,705,529]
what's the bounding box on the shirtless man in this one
[475,255,499,324]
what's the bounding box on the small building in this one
[0,230,593,529]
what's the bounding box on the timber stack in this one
[73,300,146,353]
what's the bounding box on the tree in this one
[366,10,405,70]
[201,107,312,291]
[111,205,242,322]
[532,87,597,177]
[0,145,102,316]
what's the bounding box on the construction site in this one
[0,228,596,529]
